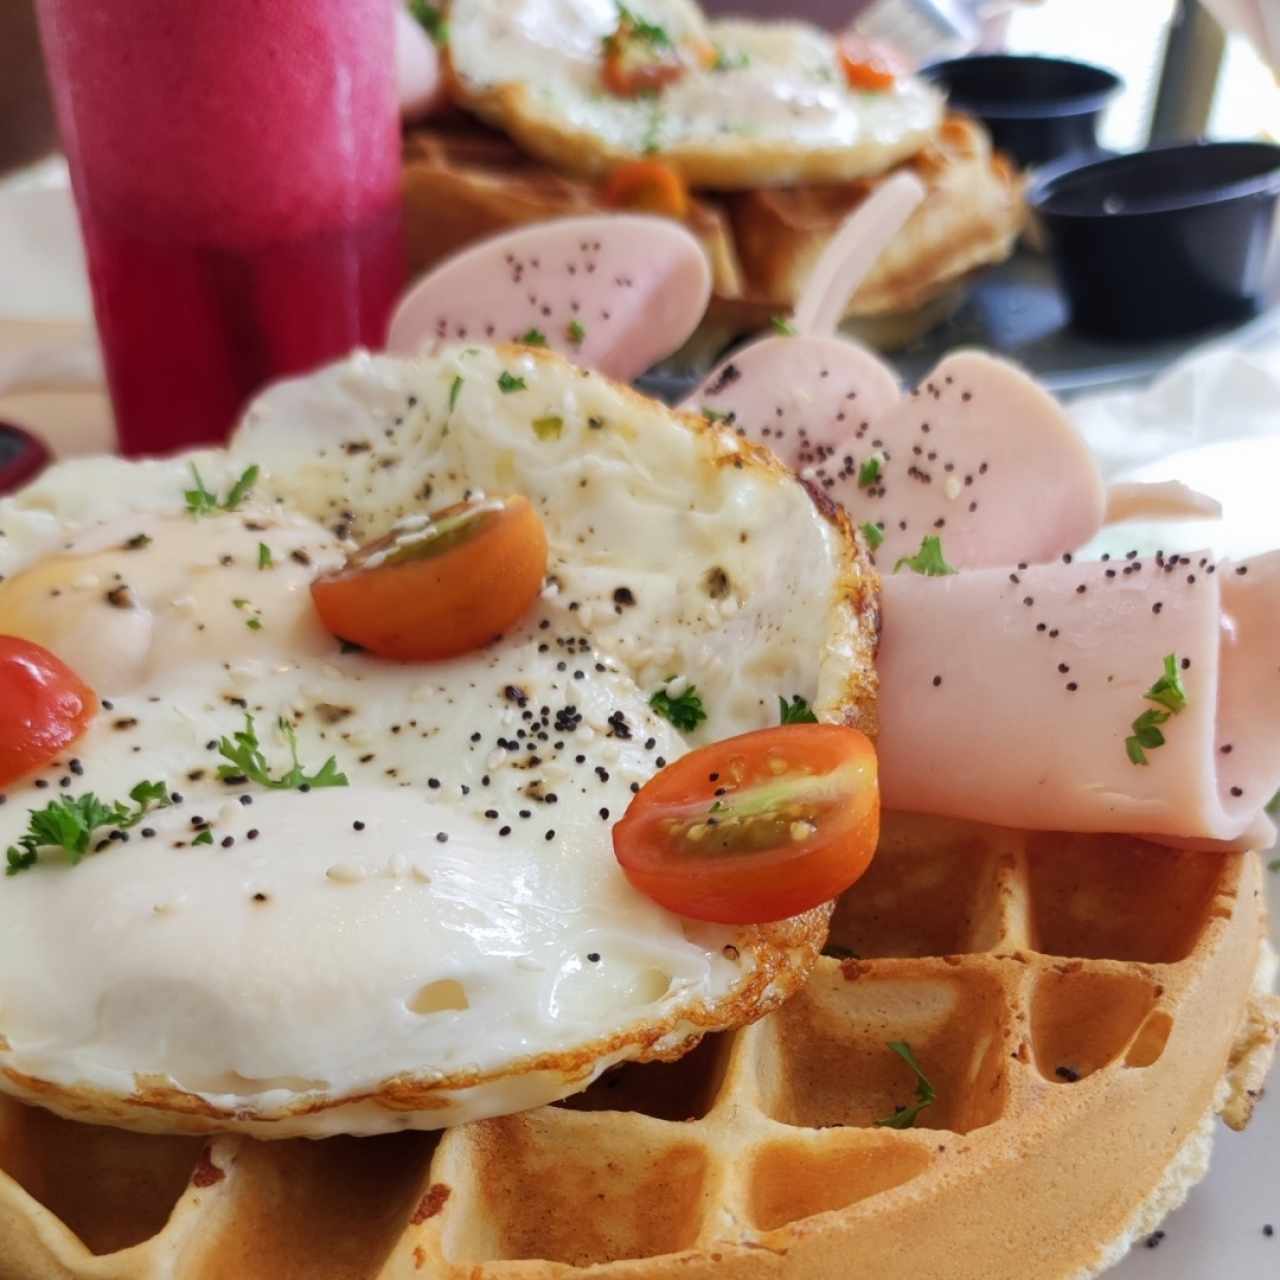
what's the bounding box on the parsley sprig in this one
[216,714,348,791]
[770,314,797,336]
[1125,654,1187,766]
[409,0,448,45]
[650,680,707,732]
[857,457,881,489]
[778,694,818,725]
[874,1041,936,1129]
[894,534,956,577]
[5,781,170,876]
[497,371,527,394]
[613,3,672,47]
[185,463,259,517]
[860,521,884,551]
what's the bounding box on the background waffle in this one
[400,115,1022,358]
[401,116,748,304]
[1,813,1274,1280]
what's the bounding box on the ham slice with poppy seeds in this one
[387,214,711,381]
[877,549,1280,849]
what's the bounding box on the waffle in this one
[719,115,1025,322]
[401,117,748,303]
[2,813,1274,1280]
[400,115,1021,357]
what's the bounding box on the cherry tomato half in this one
[310,495,548,662]
[613,724,879,924]
[0,636,98,788]
[601,16,689,98]
[837,35,903,91]
[602,160,690,219]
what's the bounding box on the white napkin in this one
[1068,337,1280,478]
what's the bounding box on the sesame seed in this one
[353,821,365,831]
[932,675,942,687]
[1153,602,1163,614]
[435,832,449,843]
[1231,786,1244,797]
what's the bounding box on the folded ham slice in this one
[684,176,1109,569]
[387,214,712,381]
[877,549,1280,848]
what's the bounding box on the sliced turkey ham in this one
[877,549,1280,848]
[387,214,712,381]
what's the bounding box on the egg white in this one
[450,0,943,186]
[0,346,865,1136]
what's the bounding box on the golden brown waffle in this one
[1,814,1274,1280]
[401,115,1021,358]
[401,117,747,302]
[720,115,1025,322]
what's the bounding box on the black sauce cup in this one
[922,54,1121,169]
[1029,141,1280,340]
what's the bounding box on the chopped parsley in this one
[641,100,664,155]
[567,318,587,347]
[711,45,750,71]
[192,829,214,846]
[874,1041,936,1129]
[519,327,548,347]
[532,416,564,441]
[779,695,818,725]
[860,521,884,551]
[894,535,956,577]
[1144,652,1187,715]
[857,457,881,489]
[701,406,734,425]
[649,680,707,732]
[497,371,527,394]
[448,374,463,412]
[770,314,797,336]
[257,542,273,570]
[1267,790,1280,817]
[614,3,672,48]
[185,463,259,517]
[122,532,152,551]
[5,781,170,875]
[1125,654,1188,766]
[245,617,263,631]
[408,0,448,45]
[216,714,348,792]
[1269,858,1280,873]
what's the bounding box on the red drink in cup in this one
[36,0,404,455]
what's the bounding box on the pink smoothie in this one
[37,0,405,454]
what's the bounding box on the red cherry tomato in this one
[0,636,98,787]
[837,34,904,91]
[613,724,879,924]
[310,495,548,662]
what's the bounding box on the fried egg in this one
[449,0,943,188]
[0,346,873,1137]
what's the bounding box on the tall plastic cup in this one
[35,0,405,455]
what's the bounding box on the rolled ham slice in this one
[878,549,1280,848]
[387,215,712,381]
